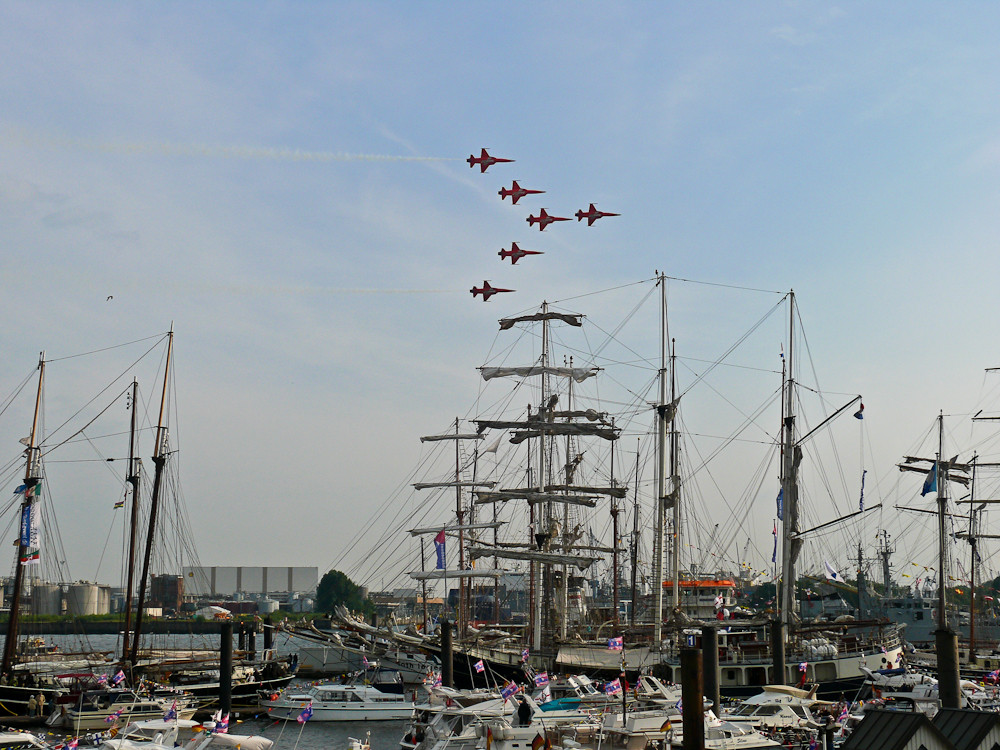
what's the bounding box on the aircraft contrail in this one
[1,126,458,162]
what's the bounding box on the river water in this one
[10,633,412,750]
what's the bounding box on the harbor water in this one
[5,632,413,750]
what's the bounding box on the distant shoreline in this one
[13,619,250,635]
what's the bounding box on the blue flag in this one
[921,463,937,496]
[434,529,446,569]
[776,488,783,520]
[771,522,777,563]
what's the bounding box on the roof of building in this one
[842,710,948,750]
[933,708,1000,750]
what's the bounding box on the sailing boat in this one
[332,278,904,698]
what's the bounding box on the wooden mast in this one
[122,378,141,662]
[1,353,45,676]
[130,330,173,665]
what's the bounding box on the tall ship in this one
[325,275,904,699]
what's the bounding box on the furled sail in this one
[408,522,505,536]
[420,433,484,442]
[409,569,503,580]
[498,312,583,330]
[413,481,497,490]
[474,490,598,508]
[467,547,598,569]
[480,366,598,383]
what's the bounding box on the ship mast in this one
[122,378,141,661]
[653,273,667,642]
[669,338,680,609]
[779,291,797,638]
[935,411,948,631]
[533,303,550,652]
[130,329,173,665]
[1,353,45,676]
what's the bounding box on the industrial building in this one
[182,566,318,598]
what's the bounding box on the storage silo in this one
[67,582,100,616]
[97,585,111,615]
[258,598,279,614]
[32,583,61,615]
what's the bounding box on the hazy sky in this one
[3,2,1000,595]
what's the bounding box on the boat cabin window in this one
[790,707,807,718]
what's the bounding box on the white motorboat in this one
[262,682,414,722]
[53,690,199,731]
[0,733,47,750]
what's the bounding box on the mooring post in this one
[770,618,786,684]
[936,628,961,708]
[441,618,454,688]
[701,626,720,715]
[263,615,273,652]
[220,621,233,717]
[681,647,705,750]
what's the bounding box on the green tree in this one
[316,570,374,617]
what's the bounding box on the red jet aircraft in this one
[498,180,545,205]
[470,281,515,301]
[575,203,621,226]
[499,242,544,264]
[526,208,571,231]
[467,148,514,173]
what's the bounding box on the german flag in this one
[531,735,545,750]
[660,719,672,733]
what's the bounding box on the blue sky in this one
[3,2,1000,594]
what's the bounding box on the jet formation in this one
[466,147,619,300]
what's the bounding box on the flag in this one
[13,485,26,495]
[500,681,519,700]
[521,648,529,663]
[809,738,818,750]
[216,713,230,733]
[538,685,551,703]
[607,636,623,651]
[837,705,848,723]
[486,727,493,750]
[362,655,370,668]
[799,661,808,672]
[824,562,842,583]
[772,522,778,564]
[67,741,78,750]
[297,705,313,723]
[534,672,549,686]
[859,469,867,512]
[97,674,108,685]
[474,659,485,674]
[114,501,125,509]
[112,669,125,685]
[164,700,177,720]
[104,709,123,724]
[675,699,682,711]
[434,529,446,570]
[776,488,783,520]
[604,678,622,695]
[531,735,545,750]
[921,463,937,496]
[660,719,672,733]
[854,403,864,420]
[432,672,442,687]
[483,437,502,454]
[714,594,723,610]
